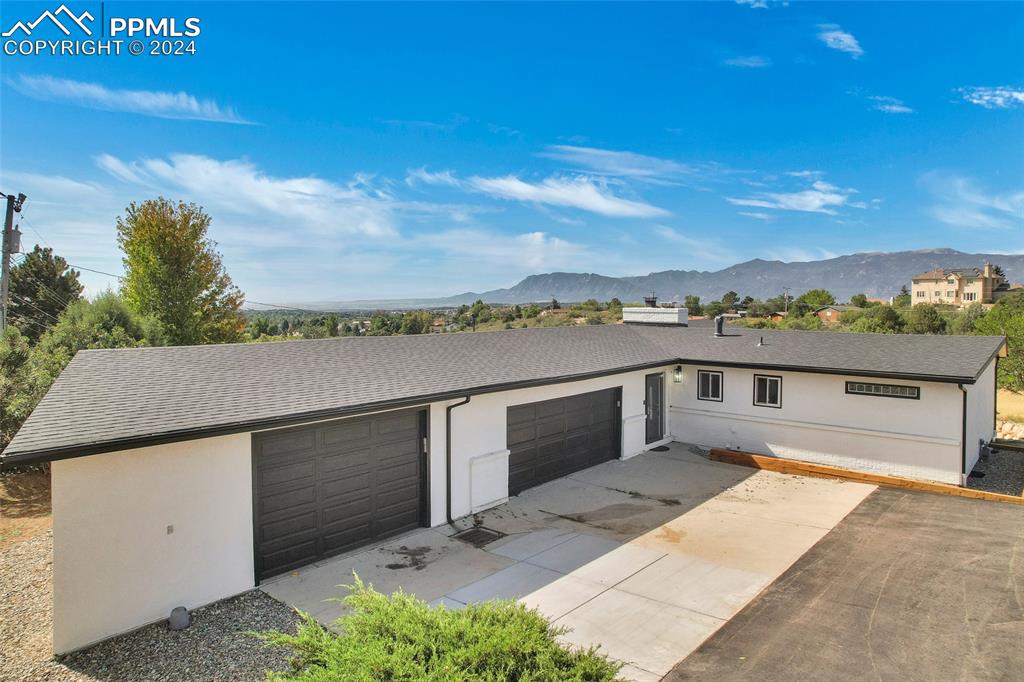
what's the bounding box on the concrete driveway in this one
[261,443,875,681]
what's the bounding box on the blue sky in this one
[1,1,1022,303]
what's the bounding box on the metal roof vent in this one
[714,315,725,337]
[757,336,765,347]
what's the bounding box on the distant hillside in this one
[282,249,1024,310]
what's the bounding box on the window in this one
[697,370,723,402]
[753,375,782,408]
[846,381,920,400]
[916,291,925,298]
[964,292,977,301]
[947,278,956,285]
[946,290,956,297]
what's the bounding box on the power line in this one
[246,300,325,314]
[17,213,52,250]
[9,292,62,324]
[66,263,124,280]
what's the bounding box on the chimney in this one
[983,262,992,278]
[643,293,658,308]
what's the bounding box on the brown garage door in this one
[253,408,427,581]
[506,388,621,495]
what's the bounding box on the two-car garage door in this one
[507,388,622,495]
[253,408,427,581]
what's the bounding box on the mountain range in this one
[287,249,1024,310]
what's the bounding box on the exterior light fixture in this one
[673,365,683,383]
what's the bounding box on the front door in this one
[645,373,664,444]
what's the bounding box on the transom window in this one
[697,370,723,402]
[846,382,920,400]
[753,375,782,408]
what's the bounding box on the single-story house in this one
[814,304,861,323]
[0,318,1006,654]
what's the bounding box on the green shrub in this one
[258,577,621,681]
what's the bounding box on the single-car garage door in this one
[253,408,427,581]
[507,388,621,495]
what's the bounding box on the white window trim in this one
[697,370,723,402]
[753,374,782,408]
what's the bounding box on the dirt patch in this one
[0,469,52,551]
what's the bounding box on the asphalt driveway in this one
[261,443,876,681]
[666,487,1024,682]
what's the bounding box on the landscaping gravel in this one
[0,532,302,682]
[967,444,1024,497]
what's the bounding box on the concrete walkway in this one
[262,443,875,680]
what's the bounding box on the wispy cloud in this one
[468,174,669,218]
[723,55,772,68]
[923,172,1024,229]
[539,145,693,185]
[957,86,1024,110]
[406,166,668,218]
[738,211,775,221]
[8,74,250,123]
[727,178,859,215]
[869,95,913,114]
[97,153,398,237]
[817,24,863,58]
[735,0,769,8]
[413,229,588,270]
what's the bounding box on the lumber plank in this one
[708,448,1024,506]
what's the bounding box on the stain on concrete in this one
[655,526,686,544]
[384,545,432,571]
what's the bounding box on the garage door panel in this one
[259,459,316,488]
[507,424,536,446]
[374,507,422,536]
[320,497,371,526]
[374,439,421,463]
[260,510,318,544]
[535,400,566,419]
[319,448,371,474]
[254,408,426,581]
[507,388,620,495]
[508,404,536,425]
[260,485,318,516]
[536,418,566,439]
[321,421,373,446]
[257,430,317,458]
[261,539,319,576]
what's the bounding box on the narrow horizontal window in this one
[697,370,723,402]
[753,375,781,408]
[845,381,920,400]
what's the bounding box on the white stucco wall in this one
[430,366,675,524]
[964,358,997,478]
[51,433,254,654]
[668,366,966,484]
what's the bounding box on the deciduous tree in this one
[117,198,245,345]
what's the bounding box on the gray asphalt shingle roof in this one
[1,324,1006,464]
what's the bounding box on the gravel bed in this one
[0,532,302,682]
[967,445,1024,496]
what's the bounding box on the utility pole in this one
[1,192,27,333]
[782,287,791,314]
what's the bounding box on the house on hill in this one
[911,263,1015,307]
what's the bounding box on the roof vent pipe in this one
[714,315,725,337]
[757,336,764,347]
